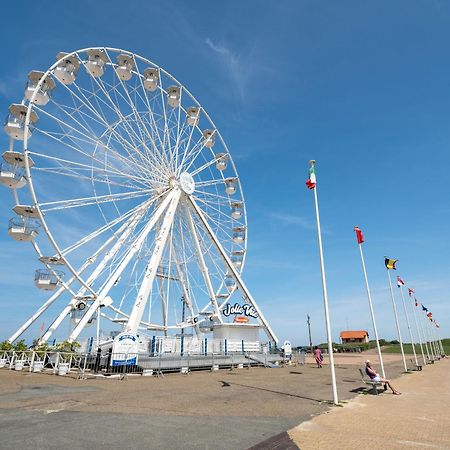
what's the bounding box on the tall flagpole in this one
[386,268,408,372]
[424,314,436,361]
[430,320,439,359]
[355,229,385,378]
[437,327,444,355]
[432,325,441,358]
[410,295,426,366]
[398,283,418,367]
[418,305,431,363]
[309,160,338,405]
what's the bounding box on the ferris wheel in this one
[1,47,277,345]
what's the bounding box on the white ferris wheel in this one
[1,47,277,346]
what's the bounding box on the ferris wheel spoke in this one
[29,147,153,190]
[29,151,146,187]
[103,53,167,174]
[194,188,235,206]
[189,153,219,177]
[39,188,153,213]
[190,194,235,231]
[81,64,163,175]
[60,196,155,257]
[195,179,227,189]
[58,76,168,179]
[179,133,210,174]
[33,108,153,182]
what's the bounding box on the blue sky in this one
[1,1,449,346]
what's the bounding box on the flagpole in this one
[310,161,339,405]
[432,325,441,358]
[424,315,436,361]
[431,322,439,359]
[429,318,438,360]
[418,307,431,363]
[430,322,439,359]
[386,269,408,372]
[398,285,418,367]
[357,242,386,378]
[411,297,426,366]
[437,328,444,355]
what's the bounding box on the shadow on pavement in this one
[219,380,324,403]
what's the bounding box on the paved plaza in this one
[289,357,450,450]
[0,352,444,449]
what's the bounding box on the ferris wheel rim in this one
[17,46,248,338]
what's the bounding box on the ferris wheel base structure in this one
[1,47,278,348]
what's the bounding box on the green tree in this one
[0,340,13,351]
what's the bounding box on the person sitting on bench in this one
[365,360,401,395]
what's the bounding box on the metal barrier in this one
[0,346,284,378]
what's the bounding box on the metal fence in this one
[0,348,284,378]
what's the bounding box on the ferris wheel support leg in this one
[125,189,182,334]
[187,196,279,344]
[35,205,151,343]
[68,191,176,343]
[185,205,223,323]
[41,304,75,343]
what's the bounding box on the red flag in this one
[427,312,433,318]
[396,276,405,288]
[414,298,419,307]
[408,288,414,297]
[354,226,364,244]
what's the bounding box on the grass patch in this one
[382,339,449,356]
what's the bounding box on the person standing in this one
[314,346,323,368]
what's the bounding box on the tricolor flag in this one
[354,226,364,244]
[384,258,398,270]
[408,288,414,297]
[396,276,405,288]
[305,161,316,190]
[422,305,428,312]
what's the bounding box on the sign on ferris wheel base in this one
[111,332,139,366]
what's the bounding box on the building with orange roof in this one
[339,330,369,344]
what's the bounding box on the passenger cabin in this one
[53,52,81,85]
[4,104,39,141]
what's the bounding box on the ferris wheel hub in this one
[179,171,195,194]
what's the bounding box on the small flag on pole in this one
[408,288,414,297]
[396,276,405,288]
[422,305,428,312]
[384,258,398,270]
[354,226,364,244]
[414,298,419,307]
[427,312,433,318]
[305,161,316,190]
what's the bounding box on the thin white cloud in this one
[269,212,316,230]
[205,38,250,103]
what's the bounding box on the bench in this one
[410,359,422,371]
[359,368,383,395]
